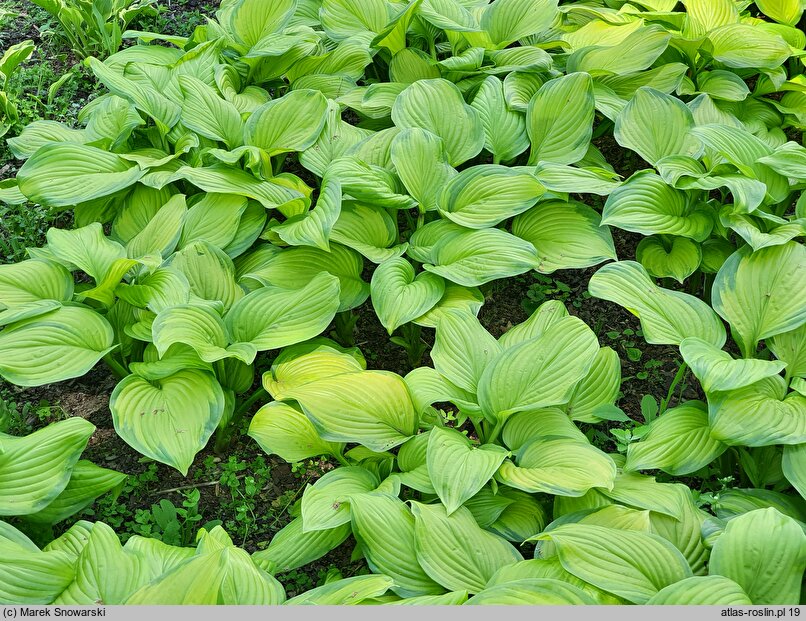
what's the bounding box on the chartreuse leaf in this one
[110,370,226,475]
[249,401,344,463]
[0,536,75,604]
[286,575,394,605]
[438,165,544,229]
[386,591,468,605]
[588,261,726,347]
[319,0,389,39]
[513,200,616,273]
[0,417,94,516]
[497,438,616,496]
[392,78,485,166]
[242,244,366,312]
[426,427,509,514]
[531,524,692,603]
[226,272,341,351]
[568,26,670,76]
[625,401,727,475]
[371,257,445,334]
[681,337,786,392]
[253,517,350,575]
[128,527,284,604]
[178,75,242,149]
[470,76,529,163]
[614,87,700,165]
[281,370,418,452]
[390,128,456,213]
[708,376,806,446]
[0,259,73,307]
[636,236,701,283]
[44,223,125,283]
[466,579,596,605]
[152,305,257,365]
[527,73,594,165]
[178,193,247,251]
[0,301,62,328]
[432,309,501,393]
[245,89,328,156]
[17,143,143,207]
[26,461,126,526]
[411,502,523,593]
[707,24,791,70]
[261,343,364,399]
[349,493,444,597]
[533,162,621,196]
[497,299,568,349]
[224,0,296,48]
[301,467,380,532]
[423,227,540,287]
[565,347,622,423]
[331,202,407,263]
[478,316,599,421]
[170,241,242,312]
[481,0,558,46]
[709,508,806,604]
[503,409,588,451]
[0,306,115,387]
[602,474,687,520]
[782,444,805,499]
[648,487,710,576]
[647,576,751,605]
[712,243,806,358]
[602,172,713,241]
[55,522,144,605]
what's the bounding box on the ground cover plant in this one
[0,0,805,606]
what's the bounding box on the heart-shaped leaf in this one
[371,257,445,334]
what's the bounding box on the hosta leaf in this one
[426,427,509,514]
[245,89,328,156]
[248,401,343,463]
[26,461,126,526]
[502,408,588,451]
[708,376,806,446]
[707,24,791,69]
[533,162,621,196]
[225,0,296,48]
[709,508,806,604]
[602,172,713,241]
[411,502,523,593]
[391,78,485,166]
[588,261,726,347]
[178,193,248,250]
[281,370,418,452]
[478,316,599,421]
[110,370,226,475]
[565,347,622,423]
[470,75,529,162]
[465,578,596,605]
[225,273,340,351]
[45,223,125,283]
[0,306,115,387]
[125,194,187,260]
[152,305,256,365]
[527,73,594,166]
[497,438,616,496]
[390,128,457,213]
[348,493,444,597]
[646,576,751,605]
[319,0,389,40]
[531,524,692,604]
[512,200,616,273]
[680,337,786,392]
[488,487,546,542]
[625,401,727,475]
[497,299,569,349]
[782,444,806,499]
[178,75,242,149]
[432,309,501,393]
[0,417,94,516]
[636,236,701,283]
[614,87,700,165]
[301,466,380,532]
[17,143,143,207]
[0,540,75,604]
[253,518,350,575]
[712,243,806,357]
[0,259,73,307]
[331,202,407,264]
[261,343,364,399]
[286,575,394,605]
[371,257,445,334]
[567,26,670,76]
[170,241,241,312]
[602,473,687,520]
[438,165,544,229]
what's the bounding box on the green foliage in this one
[0,0,805,606]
